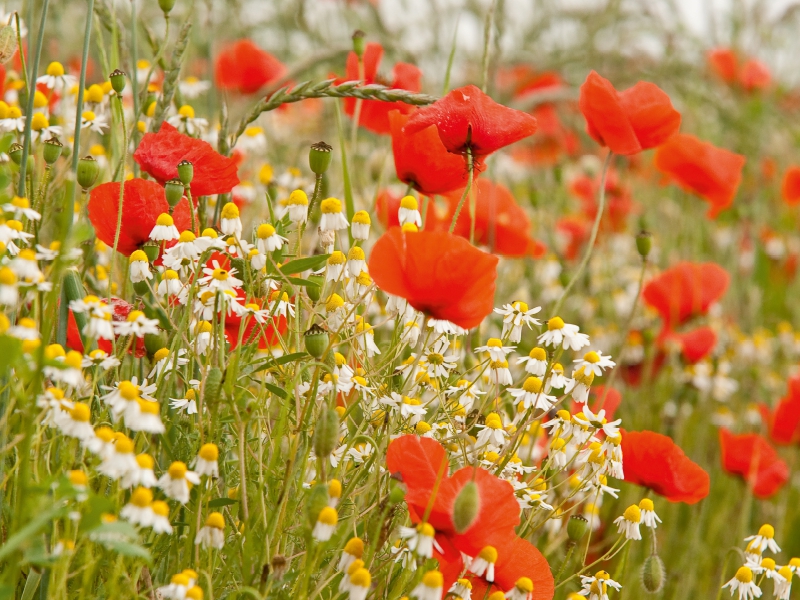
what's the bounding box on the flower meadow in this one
[1,0,800,599]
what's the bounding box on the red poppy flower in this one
[642,261,729,329]
[225,311,287,350]
[568,169,637,233]
[578,71,681,156]
[387,436,554,599]
[620,430,710,504]
[555,215,590,261]
[740,59,771,92]
[653,133,746,217]
[576,385,622,419]
[769,375,800,446]
[404,84,538,156]
[707,48,738,84]
[88,179,193,256]
[389,110,482,195]
[719,428,789,499]
[342,43,422,135]
[442,179,546,258]
[670,326,717,364]
[510,104,579,166]
[214,39,286,94]
[369,228,498,329]
[781,166,800,205]
[133,122,240,197]
[66,298,141,356]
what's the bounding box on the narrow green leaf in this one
[279,255,330,275]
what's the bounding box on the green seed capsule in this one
[351,30,366,58]
[567,515,589,542]
[8,143,22,165]
[109,69,127,94]
[158,0,176,14]
[309,141,332,175]
[204,367,223,408]
[388,482,406,504]
[636,230,652,258]
[165,178,185,208]
[177,160,194,185]
[77,155,100,189]
[306,274,325,302]
[304,324,329,359]
[641,554,665,594]
[313,407,339,458]
[42,136,63,165]
[141,242,159,264]
[453,480,480,533]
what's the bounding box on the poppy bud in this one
[306,274,325,302]
[109,69,126,94]
[0,25,16,64]
[304,324,329,359]
[164,178,185,208]
[77,155,100,189]
[351,30,366,58]
[43,137,63,165]
[141,241,159,264]
[452,480,480,533]
[309,141,332,175]
[204,367,223,408]
[8,143,22,165]
[158,0,176,14]
[567,515,589,542]
[313,406,339,458]
[388,482,406,504]
[636,230,652,259]
[144,334,167,357]
[306,483,330,527]
[641,554,665,593]
[177,160,194,185]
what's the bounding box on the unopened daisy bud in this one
[312,506,338,542]
[636,230,652,259]
[320,198,349,232]
[567,515,589,542]
[165,178,185,207]
[287,189,309,223]
[351,211,371,240]
[109,69,126,94]
[452,480,480,533]
[411,570,443,600]
[351,30,366,58]
[304,324,330,359]
[77,155,100,189]
[309,141,333,175]
[43,136,63,164]
[641,554,665,594]
[313,406,339,458]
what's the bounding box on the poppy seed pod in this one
[158,0,176,14]
[77,155,100,189]
[43,137,63,165]
[306,274,324,302]
[309,141,332,175]
[636,230,652,258]
[177,160,194,185]
[109,69,127,94]
[141,241,159,264]
[351,30,366,58]
[8,143,22,165]
[204,367,223,408]
[304,324,329,359]
[452,480,480,533]
[641,554,666,593]
[567,515,589,542]
[388,482,406,504]
[165,179,185,208]
[313,407,339,459]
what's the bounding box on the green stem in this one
[449,149,474,233]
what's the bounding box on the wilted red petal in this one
[134,122,240,197]
[88,178,193,256]
[719,428,789,499]
[389,110,478,195]
[342,43,422,134]
[621,430,710,504]
[653,133,746,218]
[369,228,498,329]
[579,71,680,155]
[781,166,800,205]
[214,39,286,94]
[642,261,729,329]
[404,84,538,156]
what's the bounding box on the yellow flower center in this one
[130,487,153,507]
[320,198,343,214]
[400,195,418,210]
[46,61,65,77]
[421,571,443,588]
[168,461,188,479]
[178,105,195,119]
[522,377,543,393]
[257,223,276,239]
[478,546,498,562]
[205,512,225,529]
[156,213,174,227]
[623,504,641,523]
[317,506,338,525]
[735,566,753,584]
[220,203,239,220]
[199,443,219,461]
[352,210,371,225]
[548,316,565,330]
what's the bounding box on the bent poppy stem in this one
[448,148,474,234]
[108,95,129,327]
[553,151,613,316]
[554,541,576,583]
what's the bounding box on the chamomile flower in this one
[505,577,535,600]
[128,399,165,434]
[98,435,138,479]
[488,360,513,385]
[113,310,159,337]
[313,506,338,542]
[149,213,180,241]
[565,366,595,404]
[121,487,155,527]
[475,338,516,362]
[400,522,442,558]
[158,461,201,504]
[167,105,208,136]
[411,570,443,600]
[200,261,243,293]
[475,413,509,448]
[195,512,226,549]
[745,524,780,554]
[579,571,622,600]
[572,405,621,438]
[194,443,219,477]
[219,202,242,238]
[150,501,173,534]
[121,453,158,488]
[286,189,309,223]
[58,402,95,441]
[538,316,590,351]
[179,76,212,98]
[773,567,793,599]
[346,246,366,277]
[638,498,661,528]
[346,568,371,600]
[128,250,152,283]
[326,251,347,281]
[398,195,422,227]
[156,269,186,300]
[256,223,288,253]
[3,196,40,221]
[613,504,642,540]
[508,377,557,411]
[422,338,456,378]
[427,318,467,336]
[158,574,191,600]
[448,579,473,600]
[170,389,198,415]
[81,110,109,134]
[351,210,371,240]
[722,566,761,600]
[494,301,542,343]
[82,349,120,370]
[0,267,20,306]
[319,197,349,232]
[574,350,615,377]
[400,396,427,424]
